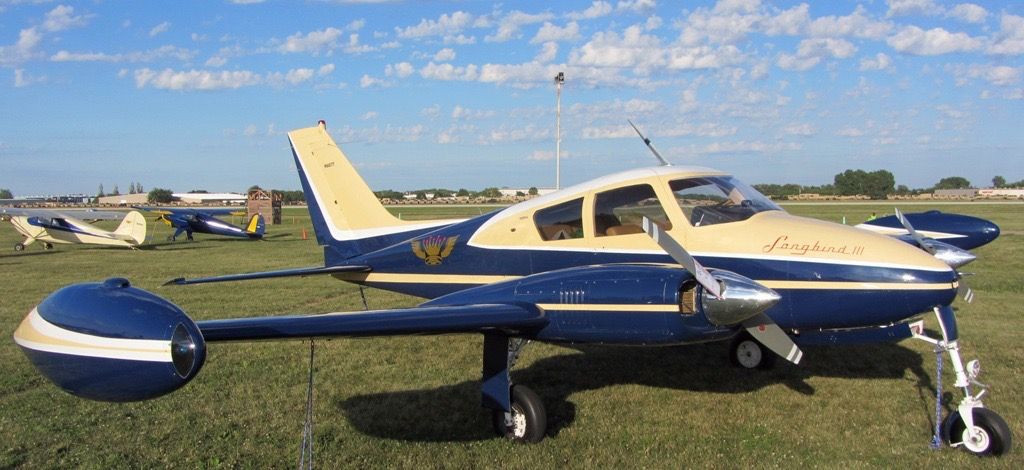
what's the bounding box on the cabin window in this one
[534,198,584,241]
[670,176,781,227]
[593,184,670,237]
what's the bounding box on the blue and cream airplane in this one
[134,206,265,241]
[13,122,1010,455]
[2,208,147,251]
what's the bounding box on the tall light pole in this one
[554,72,564,190]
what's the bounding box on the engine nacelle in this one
[13,278,205,402]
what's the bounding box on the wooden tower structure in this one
[247,189,282,225]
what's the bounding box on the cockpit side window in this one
[593,184,670,237]
[671,176,781,227]
[534,198,584,241]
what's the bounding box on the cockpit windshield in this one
[670,176,782,227]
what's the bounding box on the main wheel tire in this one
[730,333,776,369]
[491,385,547,443]
[14,243,25,251]
[943,408,1013,456]
[43,243,53,250]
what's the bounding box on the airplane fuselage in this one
[322,167,957,346]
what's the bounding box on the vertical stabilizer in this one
[287,122,456,259]
[246,214,266,238]
[114,211,147,246]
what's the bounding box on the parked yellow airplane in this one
[2,209,147,250]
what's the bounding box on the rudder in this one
[114,211,147,246]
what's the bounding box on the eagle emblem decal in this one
[411,235,459,265]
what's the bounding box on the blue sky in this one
[1,1,1022,196]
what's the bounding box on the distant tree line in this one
[0,188,12,199]
[755,170,1024,200]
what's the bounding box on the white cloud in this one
[486,10,554,43]
[887,26,982,55]
[360,111,378,120]
[836,127,865,137]
[149,21,171,37]
[318,63,335,76]
[783,123,816,136]
[14,68,46,87]
[51,45,196,63]
[886,0,941,18]
[807,6,893,40]
[0,27,42,66]
[419,62,479,81]
[396,11,473,39]
[567,1,612,20]
[531,21,580,44]
[946,4,988,24]
[949,63,1022,86]
[359,74,390,88]
[133,68,261,90]
[278,27,342,54]
[777,38,856,71]
[763,3,809,37]
[284,68,314,85]
[486,124,551,143]
[433,48,456,62]
[444,34,476,45]
[43,5,90,32]
[859,52,893,71]
[570,25,664,71]
[527,149,556,161]
[535,41,558,63]
[385,62,415,78]
[615,0,657,14]
[343,33,375,54]
[987,14,1024,55]
[677,140,802,155]
[451,105,495,120]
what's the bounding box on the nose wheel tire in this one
[942,408,1012,456]
[14,243,25,251]
[730,332,776,370]
[491,385,546,444]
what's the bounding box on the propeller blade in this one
[957,273,975,304]
[642,217,720,298]
[896,208,977,301]
[742,313,803,364]
[642,216,801,363]
[894,208,934,254]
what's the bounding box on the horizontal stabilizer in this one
[165,264,370,286]
[198,303,547,341]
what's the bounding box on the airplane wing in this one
[164,264,371,285]
[197,303,547,342]
[1,207,130,221]
[135,206,240,217]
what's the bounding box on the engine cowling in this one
[13,278,205,402]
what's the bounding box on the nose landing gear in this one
[912,305,1013,456]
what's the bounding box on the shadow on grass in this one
[338,341,935,442]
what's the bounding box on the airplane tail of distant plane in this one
[245,214,265,238]
[113,210,147,246]
[287,121,457,260]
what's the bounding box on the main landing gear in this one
[482,335,547,443]
[912,305,1012,456]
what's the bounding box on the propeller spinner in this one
[894,208,976,302]
[641,217,802,364]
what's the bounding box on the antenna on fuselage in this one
[627,120,671,167]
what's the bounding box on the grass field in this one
[1,203,1021,468]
